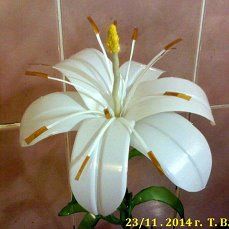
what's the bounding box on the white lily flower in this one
[20,18,214,216]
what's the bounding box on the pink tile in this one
[0,129,72,228]
[62,0,202,80]
[97,220,120,229]
[0,1,61,123]
[128,156,175,223]
[197,0,229,105]
[180,109,229,227]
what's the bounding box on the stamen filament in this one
[130,91,192,108]
[131,129,164,174]
[24,110,103,145]
[125,28,138,87]
[96,34,114,82]
[26,71,111,109]
[121,50,167,115]
[74,117,115,180]
[47,77,109,108]
[120,118,164,174]
[86,117,115,157]
[87,16,113,84]
[47,110,103,129]
[122,38,182,114]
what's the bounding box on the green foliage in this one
[58,195,87,216]
[128,148,144,159]
[131,186,184,218]
[78,213,101,229]
[102,215,121,225]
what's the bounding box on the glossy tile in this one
[0,0,61,123]
[197,0,229,105]
[0,129,71,228]
[62,0,202,80]
[128,156,175,224]
[180,109,229,227]
[97,220,120,229]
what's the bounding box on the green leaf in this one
[129,148,143,160]
[78,213,101,229]
[102,214,121,225]
[58,195,87,216]
[131,186,184,218]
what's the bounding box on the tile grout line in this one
[211,104,229,110]
[56,0,65,64]
[55,0,74,227]
[56,0,77,227]
[56,0,71,173]
[174,0,206,226]
[0,123,20,130]
[193,0,206,83]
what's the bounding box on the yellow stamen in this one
[164,38,182,50]
[106,23,120,53]
[87,16,99,34]
[25,126,48,144]
[164,91,191,101]
[148,151,164,175]
[104,108,111,119]
[131,28,138,40]
[75,156,90,180]
[25,71,48,78]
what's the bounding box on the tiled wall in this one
[0,0,228,228]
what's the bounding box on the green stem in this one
[119,189,133,228]
[111,53,121,117]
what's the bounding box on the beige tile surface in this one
[0,0,61,123]
[196,0,229,105]
[61,0,202,79]
[0,129,71,228]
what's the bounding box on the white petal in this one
[70,118,130,215]
[52,67,112,111]
[120,61,164,90]
[20,92,95,146]
[133,77,210,108]
[54,56,112,111]
[66,76,110,111]
[131,112,212,192]
[54,48,113,96]
[125,96,214,123]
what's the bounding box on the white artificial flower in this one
[20,19,214,216]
